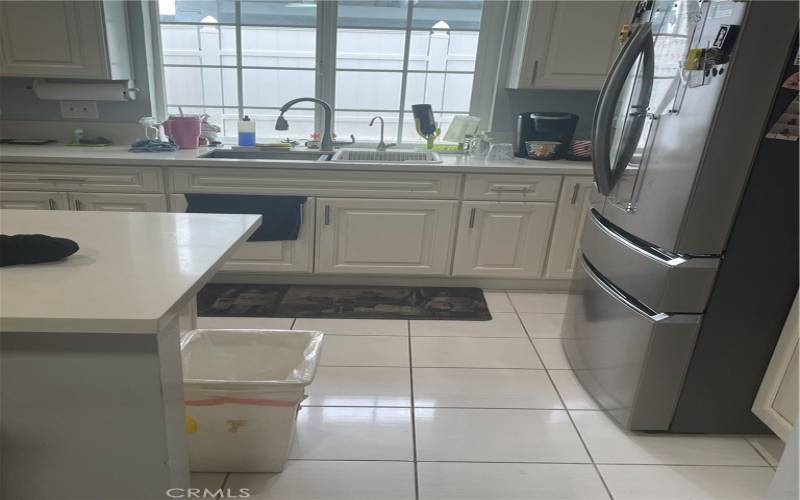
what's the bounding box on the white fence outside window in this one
[159,1,482,144]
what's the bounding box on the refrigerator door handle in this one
[581,256,668,322]
[592,23,655,196]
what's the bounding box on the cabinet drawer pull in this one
[299,206,304,225]
[37,177,87,183]
[324,205,331,225]
[490,186,530,193]
[74,199,83,211]
[468,207,477,228]
[570,183,580,204]
[48,198,57,210]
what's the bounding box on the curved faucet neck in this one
[279,98,333,152]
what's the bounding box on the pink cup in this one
[162,115,202,149]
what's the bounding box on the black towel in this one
[185,194,307,242]
[0,234,80,266]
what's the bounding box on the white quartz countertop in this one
[0,210,260,334]
[0,144,594,175]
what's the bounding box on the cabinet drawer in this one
[0,164,163,193]
[463,174,561,201]
[170,167,461,199]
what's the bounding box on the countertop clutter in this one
[0,210,260,333]
[0,144,593,175]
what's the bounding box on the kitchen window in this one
[156,0,486,144]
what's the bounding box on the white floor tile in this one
[746,435,785,466]
[412,337,541,369]
[508,292,569,313]
[319,335,409,367]
[190,472,226,491]
[413,368,562,409]
[293,318,408,336]
[305,366,411,407]
[519,312,566,338]
[418,462,609,500]
[227,461,415,500]
[549,370,601,410]
[571,411,769,466]
[533,338,571,369]
[291,407,413,461]
[196,316,294,330]
[598,464,774,500]
[482,290,515,313]
[415,408,589,463]
[410,313,526,338]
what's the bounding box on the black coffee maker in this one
[514,112,579,159]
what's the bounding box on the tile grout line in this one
[217,472,231,500]
[282,457,775,467]
[507,289,616,500]
[406,319,421,500]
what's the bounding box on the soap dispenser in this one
[238,115,256,146]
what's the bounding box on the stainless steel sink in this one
[201,149,332,161]
[331,149,442,164]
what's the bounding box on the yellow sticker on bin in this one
[185,415,198,434]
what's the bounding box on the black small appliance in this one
[514,112,579,159]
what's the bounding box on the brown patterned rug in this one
[196,284,491,320]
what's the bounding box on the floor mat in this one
[196,284,492,320]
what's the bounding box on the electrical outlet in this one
[60,101,99,120]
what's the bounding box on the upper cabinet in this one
[507,1,633,90]
[0,1,131,79]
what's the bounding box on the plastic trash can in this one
[181,328,323,472]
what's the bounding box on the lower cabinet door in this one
[545,176,595,279]
[452,201,556,278]
[0,190,68,210]
[170,194,315,274]
[315,198,457,275]
[69,192,167,212]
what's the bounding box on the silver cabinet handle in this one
[570,183,581,204]
[489,186,530,193]
[74,199,83,211]
[324,205,331,225]
[37,177,87,182]
[468,207,477,228]
[48,198,57,210]
[299,206,304,225]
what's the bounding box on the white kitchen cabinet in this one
[170,194,315,274]
[0,1,131,79]
[452,201,556,278]
[69,193,167,212]
[507,1,633,90]
[545,176,595,279]
[0,191,69,210]
[753,292,799,441]
[316,198,457,276]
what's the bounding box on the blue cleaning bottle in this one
[238,115,256,146]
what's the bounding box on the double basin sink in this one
[201,148,443,164]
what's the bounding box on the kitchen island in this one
[0,210,260,499]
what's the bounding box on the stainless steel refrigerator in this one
[564,0,798,432]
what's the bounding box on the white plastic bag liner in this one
[181,329,323,472]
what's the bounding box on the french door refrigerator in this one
[564,0,798,433]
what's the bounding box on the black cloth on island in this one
[0,234,79,267]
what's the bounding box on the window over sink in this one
[156,0,486,145]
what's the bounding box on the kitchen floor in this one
[193,291,783,500]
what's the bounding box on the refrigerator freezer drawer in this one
[563,256,701,430]
[582,210,718,313]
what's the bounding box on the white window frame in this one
[147,0,506,145]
